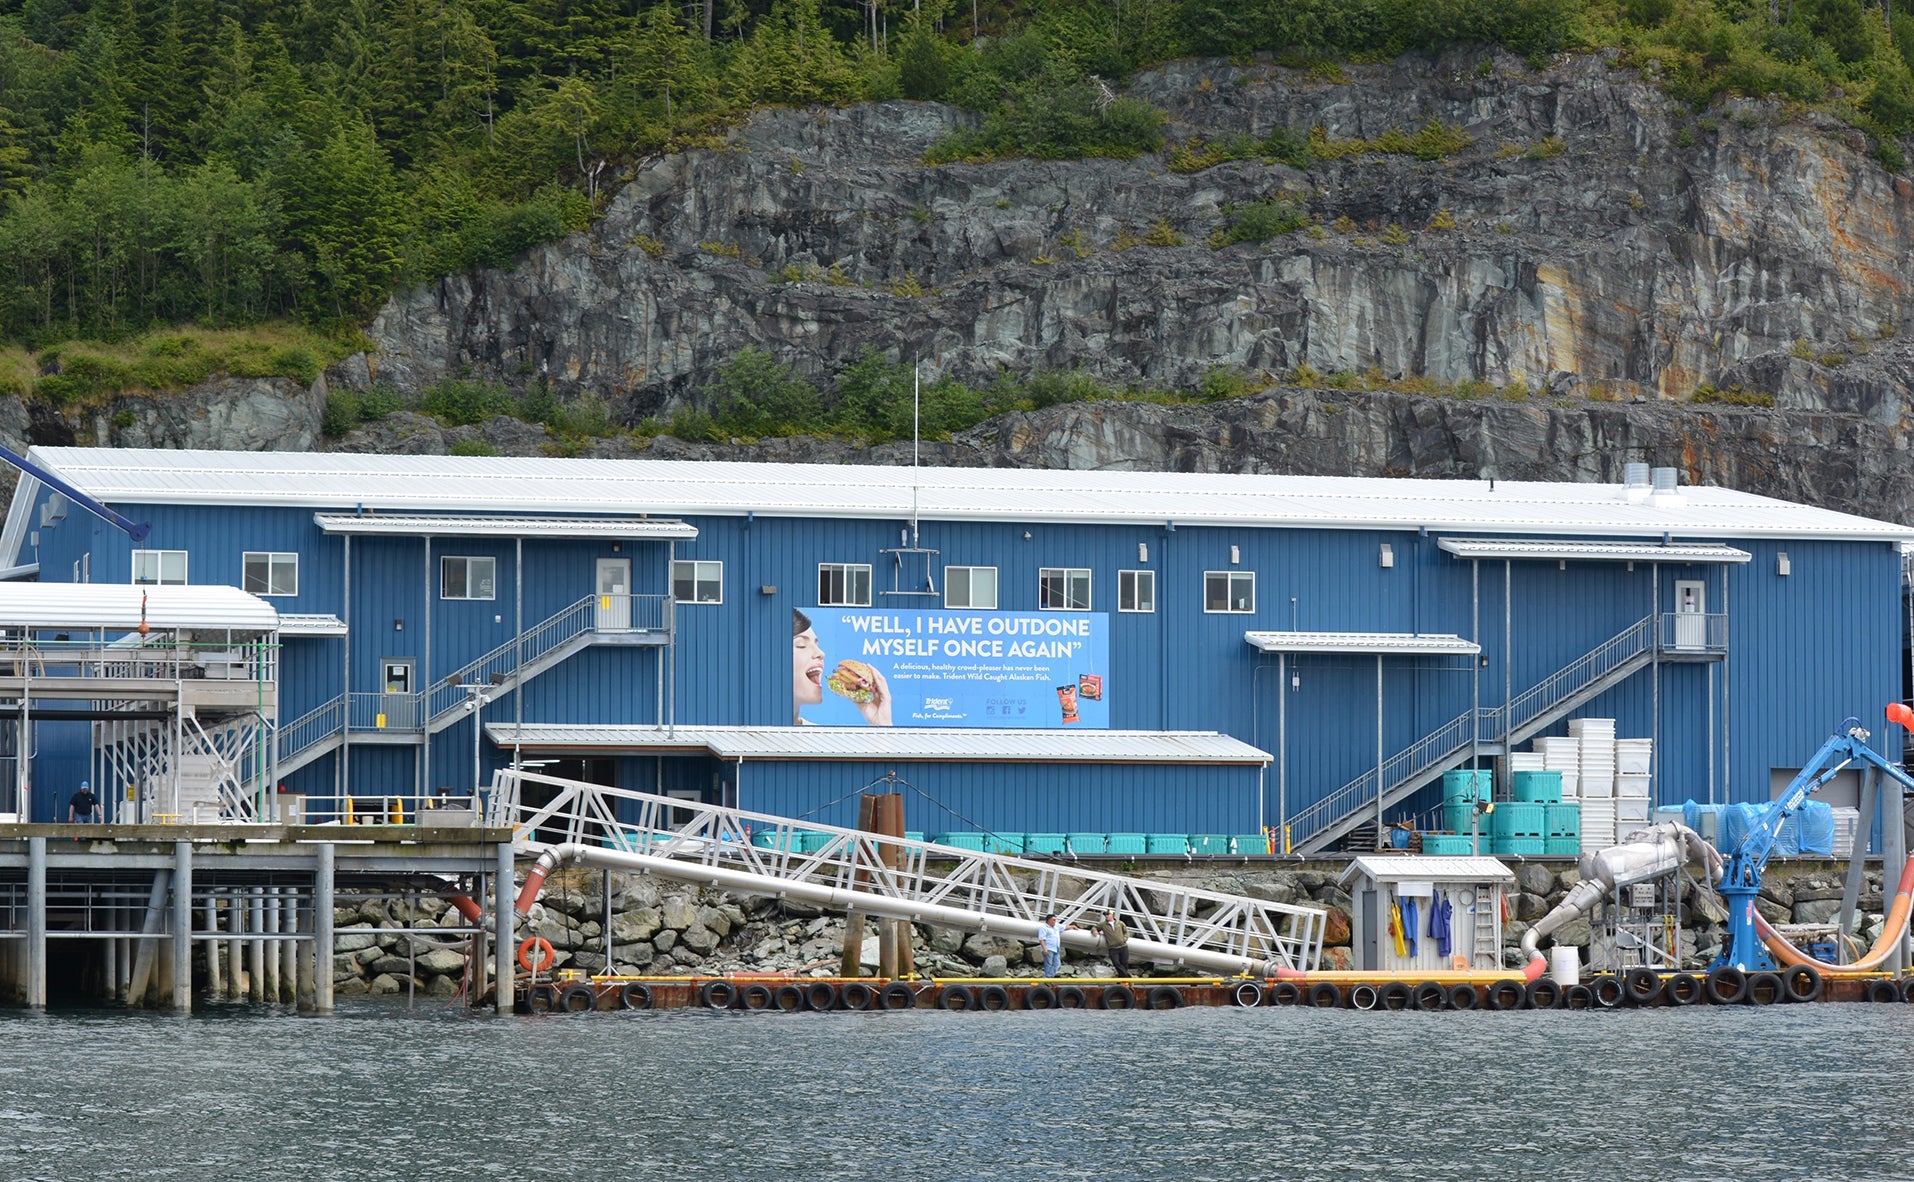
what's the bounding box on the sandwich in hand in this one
[827,659,879,704]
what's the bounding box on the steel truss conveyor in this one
[492,770,1327,976]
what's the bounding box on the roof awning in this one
[276,613,347,637]
[313,513,698,540]
[485,724,1271,765]
[0,584,278,633]
[1339,856,1514,884]
[1437,538,1751,564]
[1245,631,1480,655]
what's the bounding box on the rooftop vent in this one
[1622,463,1651,503]
[1650,466,1683,507]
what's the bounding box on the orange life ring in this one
[517,936,556,973]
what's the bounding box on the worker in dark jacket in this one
[68,780,101,823]
[1097,910,1131,977]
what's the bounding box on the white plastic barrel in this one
[1549,945,1580,987]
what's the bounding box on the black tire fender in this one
[1270,981,1302,1006]
[1412,981,1447,1011]
[1525,978,1562,1009]
[1485,980,1525,1011]
[1231,982,1265,1007]
[1865,978,1901,1003]
[1780,964,1821,1004]
[1025,985,1058,1010]
[700,980,737,1010]
[978,984,1012,1011]
[1745,972,1785,1006]
[1378,982,1414,1010]
[1664,972,1702,1006]
[619,982,653,1010]
[839,982,875,1011]
[1101,984,1136,1010]
[773,984,806,1012]
[1563,983,1594,1009]
[937,984,975,1011]
[878,982,918,1010]
[804,982,840,1011]
[1446,983,1480,1011]
[1623,967,1663,1006]
[740,983,774,1011]
[1145,985,1183,1010]
[527,982,560,1013]
[1704,967,1748,1005]
[1055,985,1087,1009]
[1349,983,1380,1011]
[557,983,597,1013]
[1306,982,1342,1008]
[1588,975,1624,1009]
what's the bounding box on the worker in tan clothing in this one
[1097,910,1131,977]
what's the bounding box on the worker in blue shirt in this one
[68,780,100,823]
[1035,914,1067,978]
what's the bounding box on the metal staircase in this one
[493,769,1328,974]
[274,594,671,777]
[1290,615,1662,854]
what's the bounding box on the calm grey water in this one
[2,998,1910,1181]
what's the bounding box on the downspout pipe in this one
[515,843,1294,979]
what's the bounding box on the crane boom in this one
[0,442,150,543]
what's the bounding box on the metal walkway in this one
[492,770,1327,976]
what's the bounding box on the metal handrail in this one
[425,593,671,722]
[275,696,346,763]
[1291,616,1658,849]
[1658,611,1728,654]
[492,769,1328,971]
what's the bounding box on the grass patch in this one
[23,324,350,407]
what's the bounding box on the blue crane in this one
[0,442,150,544]
[1712,709,1914,972]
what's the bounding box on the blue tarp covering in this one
[1683,799,1833,856]
[1797,801,1835,856]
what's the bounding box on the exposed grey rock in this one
[1792,898,1846,924]
[696,905,732,939]
[659,897,699,931]
[423,973,460,997]
[334,929,378,953]
[1514,864,1557,898]
[962,932,1024,963]
[1512,892,1549,921]
[679,924,720,954]
[925,926,965,955]
[367,973,404,995]
[1790,875,1847,903]
[1243,879,1299,906]
[611,941,656,968]
[980,955,1008,977]
[416,948,467,976]
[610,908,663,945]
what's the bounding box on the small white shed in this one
[1340,856,1515,972]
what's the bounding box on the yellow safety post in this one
[343,796,354,825]
[389,797,404,825]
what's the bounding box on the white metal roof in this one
[1339,855,1514,883]
[313,513,698,539]
[1438,538,1752,564]
[11,448,1912,543]
[484,724,1271,764]
[276,613,347,637]
[1244,631,1480,655]
[0,584,279,633]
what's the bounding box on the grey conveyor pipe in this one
[1520,821,1723,961]
[516,843,1288,980]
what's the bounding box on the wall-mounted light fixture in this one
[1776,551,1791,577]
[1137,543,1148,563]
[1378,543,1394,569]
[394,619,404,632]
[1023,531,1032,540]
[1626,561,1635,573]
[1230,545,1241,565]
[760,585,778,595]
[1479,654,1490,668]
[612,541,621,553]
[1558,560,1567,571]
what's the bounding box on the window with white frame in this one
[944,565,998,610]
[1038,567,1091,611]
[818,563,872,607]
[132,549,187,585]
[1119,569,1155,613]
[441,556,497,600]
[243,551,299,597]
[672,560,723,604]
[1204,571,1255,613]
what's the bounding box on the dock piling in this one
[315,842,334,1015]
[494,843,512,1011]
[25,836,43,1009]
[171,841,191,1013]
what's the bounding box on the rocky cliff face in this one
[9,50,1914,523]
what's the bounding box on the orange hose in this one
[1756,857,1914,977]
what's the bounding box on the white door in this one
[596,558,631,631]
[1674,580,1705,651]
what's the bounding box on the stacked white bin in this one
[1535,736,1581,800]
[1615,737,1654,830]
[1571,718,1616,806]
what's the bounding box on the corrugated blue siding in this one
[14,487,1902,836]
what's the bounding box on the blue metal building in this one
[1,450,1907,850]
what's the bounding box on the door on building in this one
[1673,580,1706,651]
[381,659,417,728]
[596,558,631,631]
